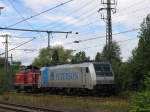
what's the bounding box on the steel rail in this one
[0,102,65,112]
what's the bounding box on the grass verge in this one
[0,92,129,112]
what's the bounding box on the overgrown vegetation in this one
[0,93,128,112]
[128,17,150,111]
[0,68,8,94]
[0,58,20,93]
[129,91,150,112]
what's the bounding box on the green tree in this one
[118,62,133,90]
[95,52,103,61]
[0,57,5,67]
[52,49,59,64]
[101,42,122,91]
[127,17,150,90]
[0,59,20,93]
[144,72,150,91]
[102,41,122,62]
[0,66,11,93]
[32,46,73,67]
[72,51,89,63]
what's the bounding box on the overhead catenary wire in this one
[77,3,150,31]
[57,1,150,35]
[6,0,74,28]
[67,3,149,36]
[4,0,145,42]
[75,5,150,31]
[14,49,38,51]
[76,37,138,51]
[78,7,150,35]
[42,0,96,29]
[7,0,45,37]
[113,6,150,20]
[0,0,143,47]
[3,0,148,34]
[54,0,149,33]
[4,0,96,41]
[7,0,35,29]
[49,1,145,29]
[117,0,147,13]
[0,37,36,55]
[56,10,97,30]
[11,35,38,39]
[64,28,140,45]
[0,0,75,46]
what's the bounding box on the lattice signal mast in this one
[98,0,117,62]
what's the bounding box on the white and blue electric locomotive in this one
[38,62,114,94]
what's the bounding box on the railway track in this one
[0,102,65,112]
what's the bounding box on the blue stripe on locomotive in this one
[41,67,49,87]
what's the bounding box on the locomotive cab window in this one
[86,67,89,73]
[103,65,110,71]
[94,63,113,77]
[94,64,103,71]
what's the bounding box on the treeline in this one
[32,46,91,67]
[128,17,150,111]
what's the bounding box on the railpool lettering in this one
[50,72,80,80]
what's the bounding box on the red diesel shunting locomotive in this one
[14,65,40,92]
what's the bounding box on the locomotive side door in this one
[81,67,87,88]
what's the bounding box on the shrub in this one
[144,72,150,90]
[0,68,9,94]
[129,91,150,112]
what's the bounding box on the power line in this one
[14,49,38,52]
[2,0,76,49]
[42,0,96,29]
[118,0,147,13]
[7,0,46,37]
[57,9,97,30]
[11,35,37,39]
[76,5,150,30]
[73,5,150,34]
[7,0,35,29]
[60,0,148,32]
[76,37,138,51]
[56,1,150,35]
[6,0,74,28]
[75,28,139,43]
[64,28,140,45]
[0,37,36,55]
[66,3,149,42]
[78,6,150,35]
[113,6,150,20]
